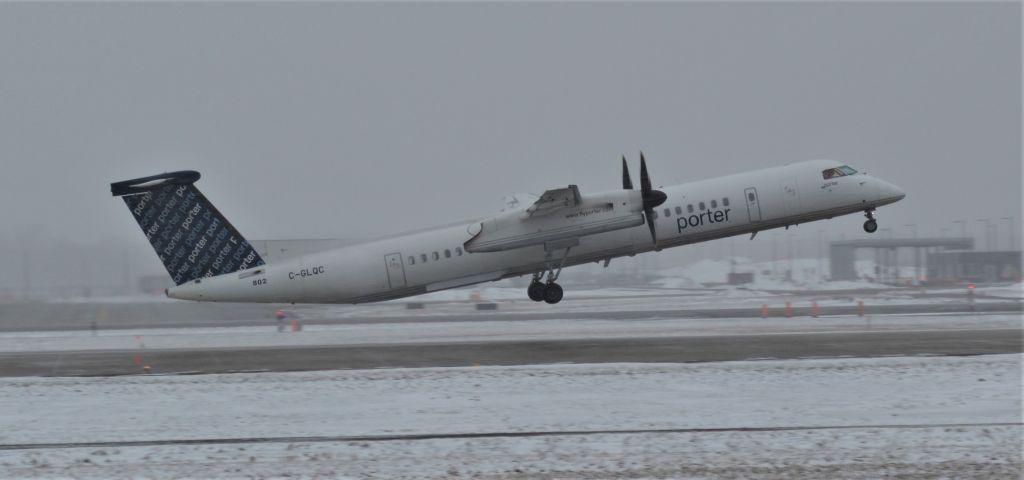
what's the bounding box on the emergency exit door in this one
[744,187,762,223]
[384,253,406,289]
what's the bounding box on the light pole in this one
[771,232,778,279]
[953,220,969,249]
[817,229,824,283]
[953,220,967,238]
[21,249,31,300]
[730,237,736,274]
[977,218,992,251]
[1002,216,1015,251]
[786,233,793,281]
[905,224,918,282]
[880,228,892,283]
[904,224,917,239]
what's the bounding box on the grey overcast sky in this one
[0,2,1019,288]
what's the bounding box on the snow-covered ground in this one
[0,355,1020,478]
[0,314,1016,353]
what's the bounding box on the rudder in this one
[111,171,265,285]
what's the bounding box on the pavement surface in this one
[0,296,1019,377]
[0,327,1018,377]
[0,298,1019,331]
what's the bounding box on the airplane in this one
[111,155,905,304]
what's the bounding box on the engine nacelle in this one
[465,190,645,253]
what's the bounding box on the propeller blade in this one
[636,152,667,248]
[645,207,657,246]
[622,156,633,190]
[640,151,652,194]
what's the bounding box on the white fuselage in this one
[168,159,904,303]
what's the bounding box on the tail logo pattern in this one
[114,172,264,285]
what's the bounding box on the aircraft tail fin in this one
[111,171,265,285]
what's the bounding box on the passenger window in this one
[433,252,439,261]
[455,247,463,256]
[747,192,755,202]
[675,206,682,215]
[699,202,706,210]
[421,254,428,263]
[723,197,729,207]
[408,256,415,265]
[687,204,694,213]
[711,200,717,208]
[444,249,451,258]
[663,208,671,217]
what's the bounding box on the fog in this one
[0,2,1019,294]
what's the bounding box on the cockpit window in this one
[822,166,858,179]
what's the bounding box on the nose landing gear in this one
[863,209,878,233]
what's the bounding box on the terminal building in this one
[829,237,1021,285]
[927,250,1022,284]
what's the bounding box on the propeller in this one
[623,152,668,247]
[622,156,633,190]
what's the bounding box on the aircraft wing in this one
[523,185,581,218]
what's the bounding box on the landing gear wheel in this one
[543,282,563,304]
[863,219,878,233]
[527,281,546,302]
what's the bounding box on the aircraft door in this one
[744,187,762,223]
[384,253,407,289]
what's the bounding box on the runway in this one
[1,291,1020,377]
[0,297,1019,332]
[1,327,1018,377]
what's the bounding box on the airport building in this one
[829,237,1021,284]
[927,250,1022,284]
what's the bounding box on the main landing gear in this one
[863,209,878,233]
[528,278,563,304]
[527,248,570,304]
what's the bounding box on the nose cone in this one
[876,179,906,204]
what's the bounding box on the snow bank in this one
[2,354,1015,476]
[0,355,1018,444]
[0,355,1019,479]
[1,426,1019,479]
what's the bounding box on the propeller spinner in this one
[622,152,667,247]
